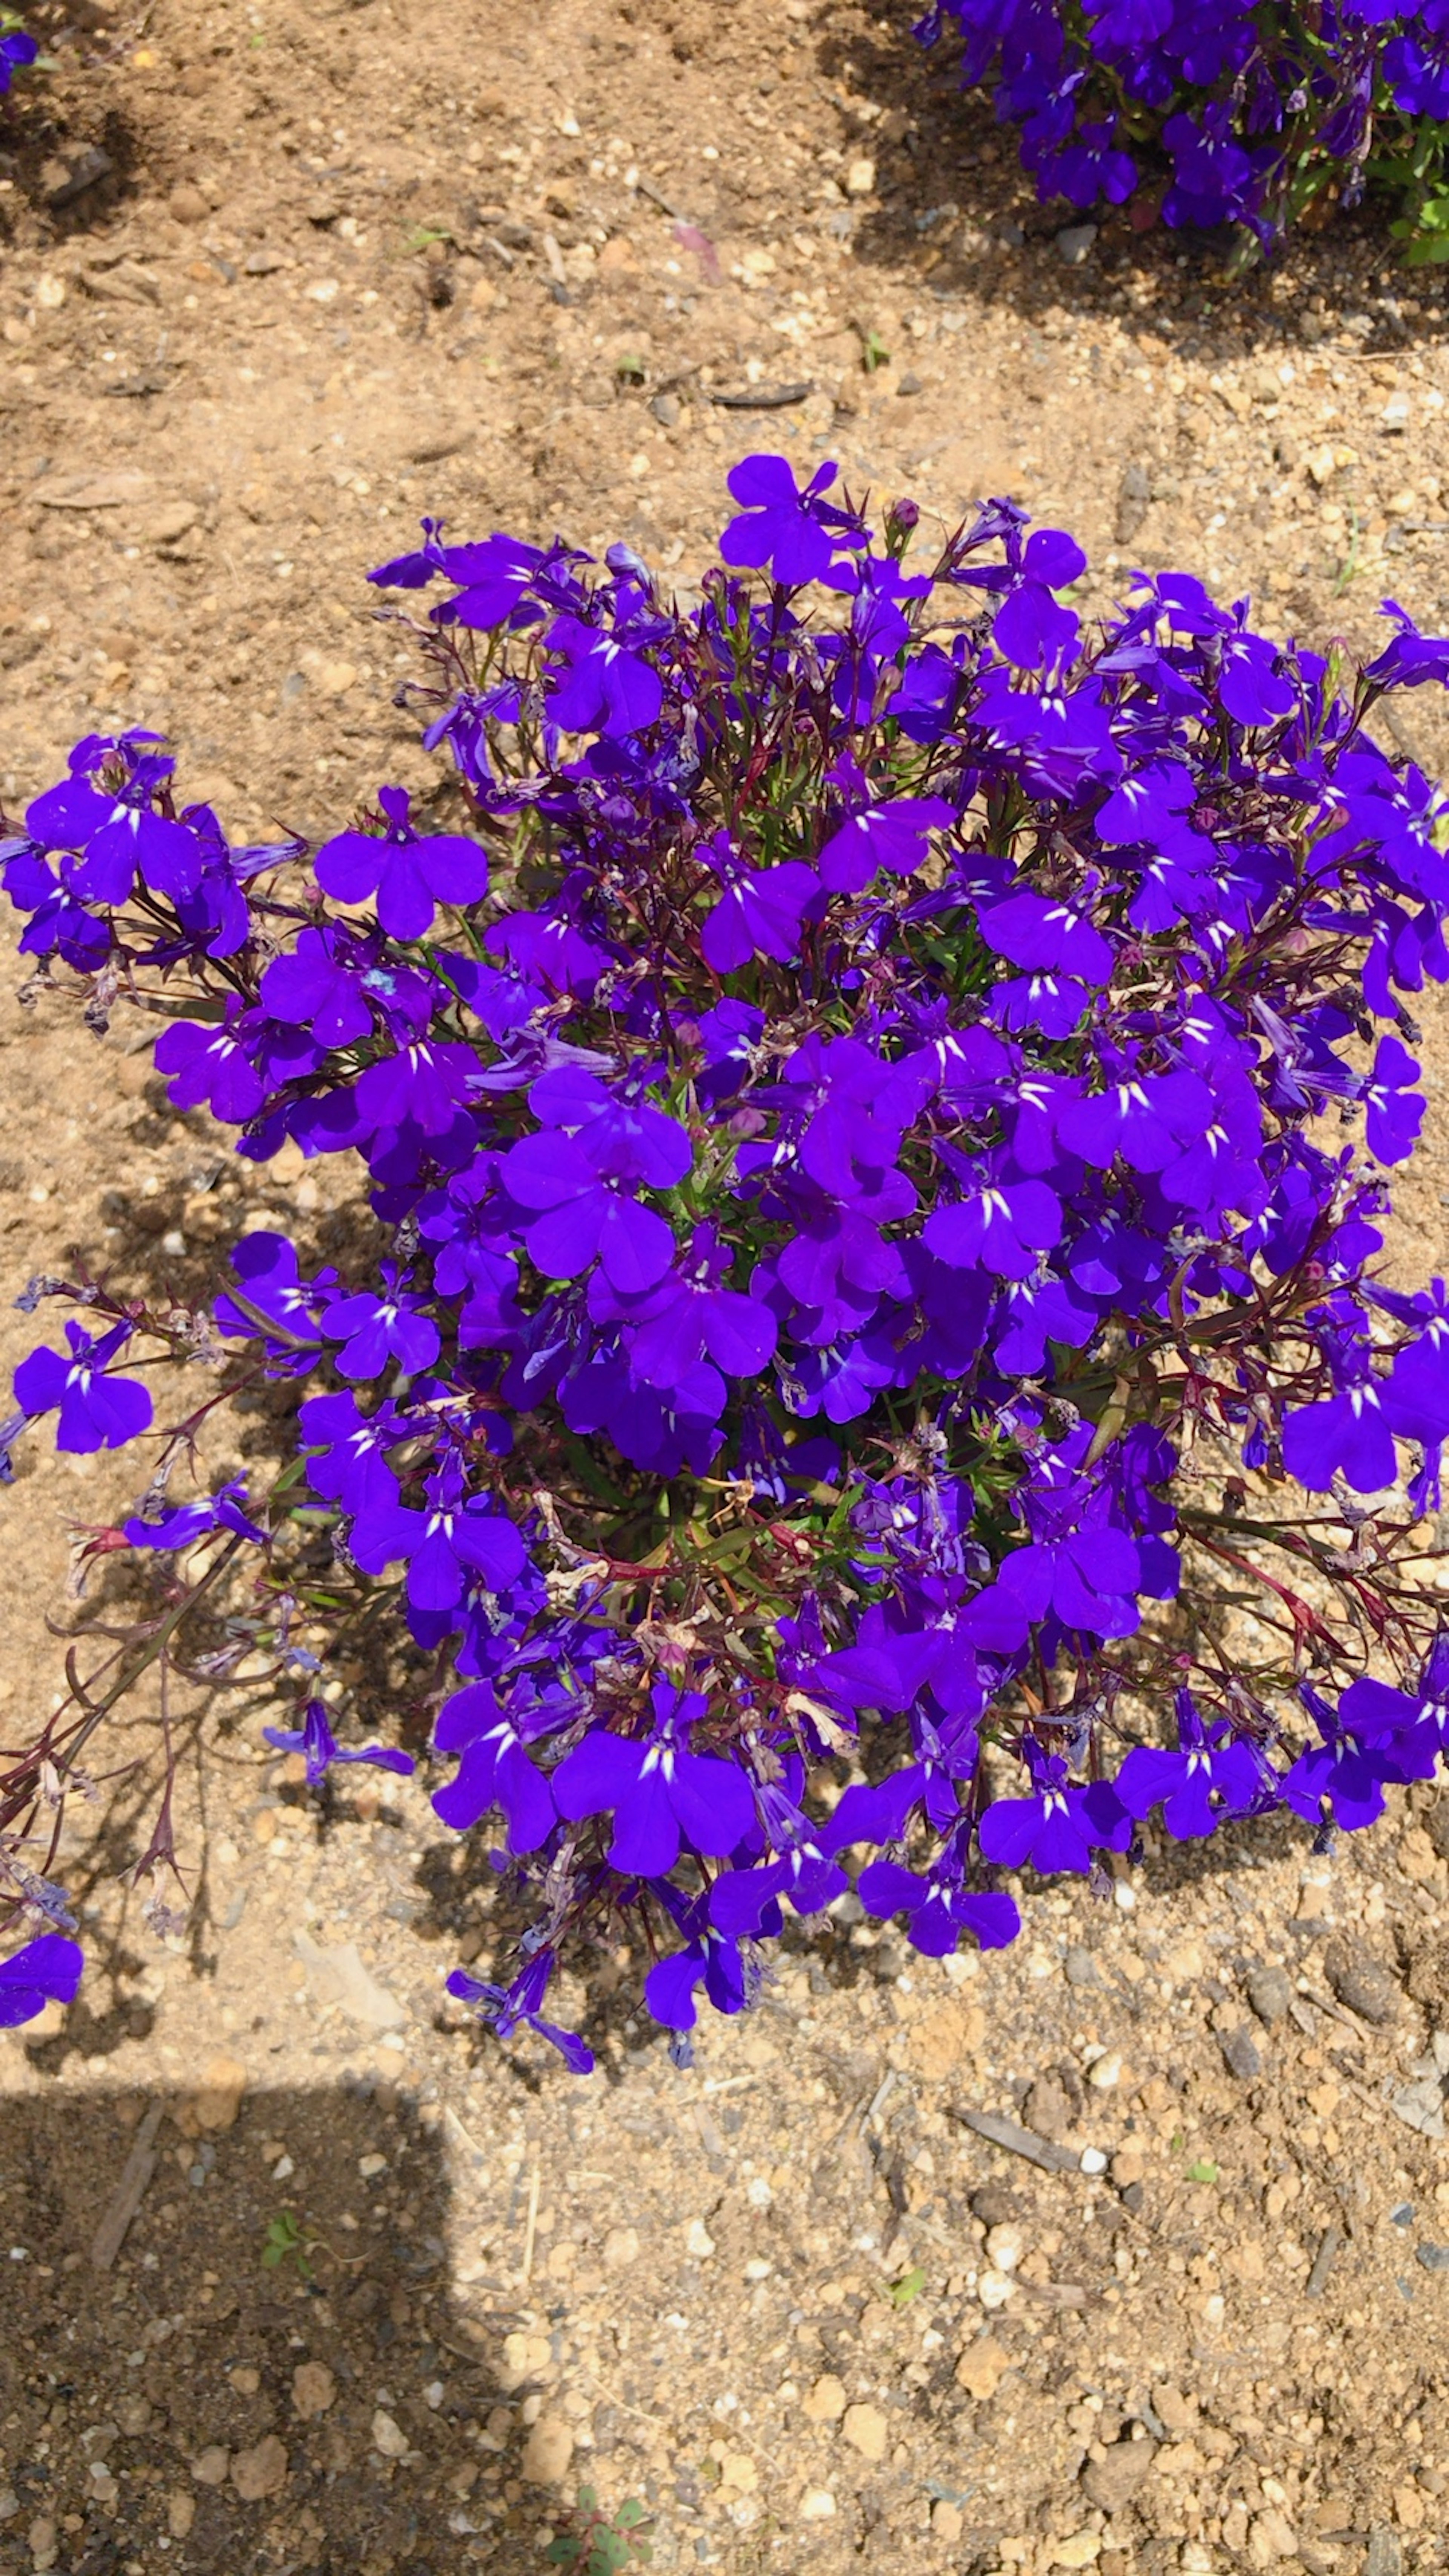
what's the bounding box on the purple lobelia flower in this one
[350,1465,527,1614]
[260,926,376,1048]
[214,1233,336,1358]
[855,1833,1022,1956]
[545,599,663,738]
[262,1697,416,1787]
[0,29,40,93]
[447,1947,593,2074]
[315,786,489,941]
[588,1224,777,1390]
[817,779,953,895]
[1115,1689,1271,1839]
[708,1776,848,1933]
[923,1172,1063,1280]
[0,1934,83,2029]
[1280,1682,1399,1833]
[1361,1033,1426,1164]
[14,1320,152,1454]
[719,453,863,586]
[1282,1373,1398,1495]
[154,1000,269,1124]
[699,832,820,972]
[26,750,204,909]
[125,1476,266,1550]
[430,1679,558,1849]
[978,1741,1130,1875]
[643,1887,766,2030]
[553,1680,756,1874]
[322,1262,441,1381]
[500,1067,691,1292]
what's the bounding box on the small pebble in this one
[1245,1962,1292,2027]
[1063,1946,1100,1988]
[1056,221,1098,265]
[985,2222,1024,2274]
[1220,2024,1263,2081]
[1322,1936,1400,2026]
[291,2361,335,2419]
[841,2401,888,2462]
[801,2374,847,2424]
[231,2435,288,2501]
[371,2410,409,2460]
[1415,2241,1449,2272]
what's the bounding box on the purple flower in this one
[262,1697,415,1787]
[154,1003,267,1124]
[0,30,40,94]
[447,1948,593,2075]
[260,927,375,1048]
[1281,1685,1398,1834]
[553,1682,755,1874]
[501,1072,691,1293]
[855,1856,1020,1956]
[817,792,952,896]
[299,1391,411,1514]
[0,1935,83,2030]
[719,452,860,586]
[700,838,820,973]
[26,772,203,908]
[315,786,489,941]
[924,1176,1062,1280]
[125,1477,266,1550]
[1362,1033,1425,1166]
[215,1233,335,1356]
[350,1477,527,1613]
[545,614,663,738]
[978,1744,1130,1875]
[14,1320,152,1454]
[322,1264,441,1380]
[1282,1378,1397,1495]
[992,528,1087,673]
[1115,1690,1270,1840]
[644,1892,764,2030]
[430,1682,558,1849]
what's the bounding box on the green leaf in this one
[544,2545,579,2568]
[1187,2157,1220,2184]
[860,329,891,372]
[616,2502,648,2528]
[888,2265,927,2308]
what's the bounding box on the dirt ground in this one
[3,3,1449,2573]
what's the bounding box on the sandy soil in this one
[2,5,1449,2573]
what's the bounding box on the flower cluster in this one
[2,458,1449,2074]
[917,0,1449,253]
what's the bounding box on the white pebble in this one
[984,2223,1024,2274]
[977,2268,1015,2310]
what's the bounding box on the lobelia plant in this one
[916,0,1449,261]
[3,458,1449,2075]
